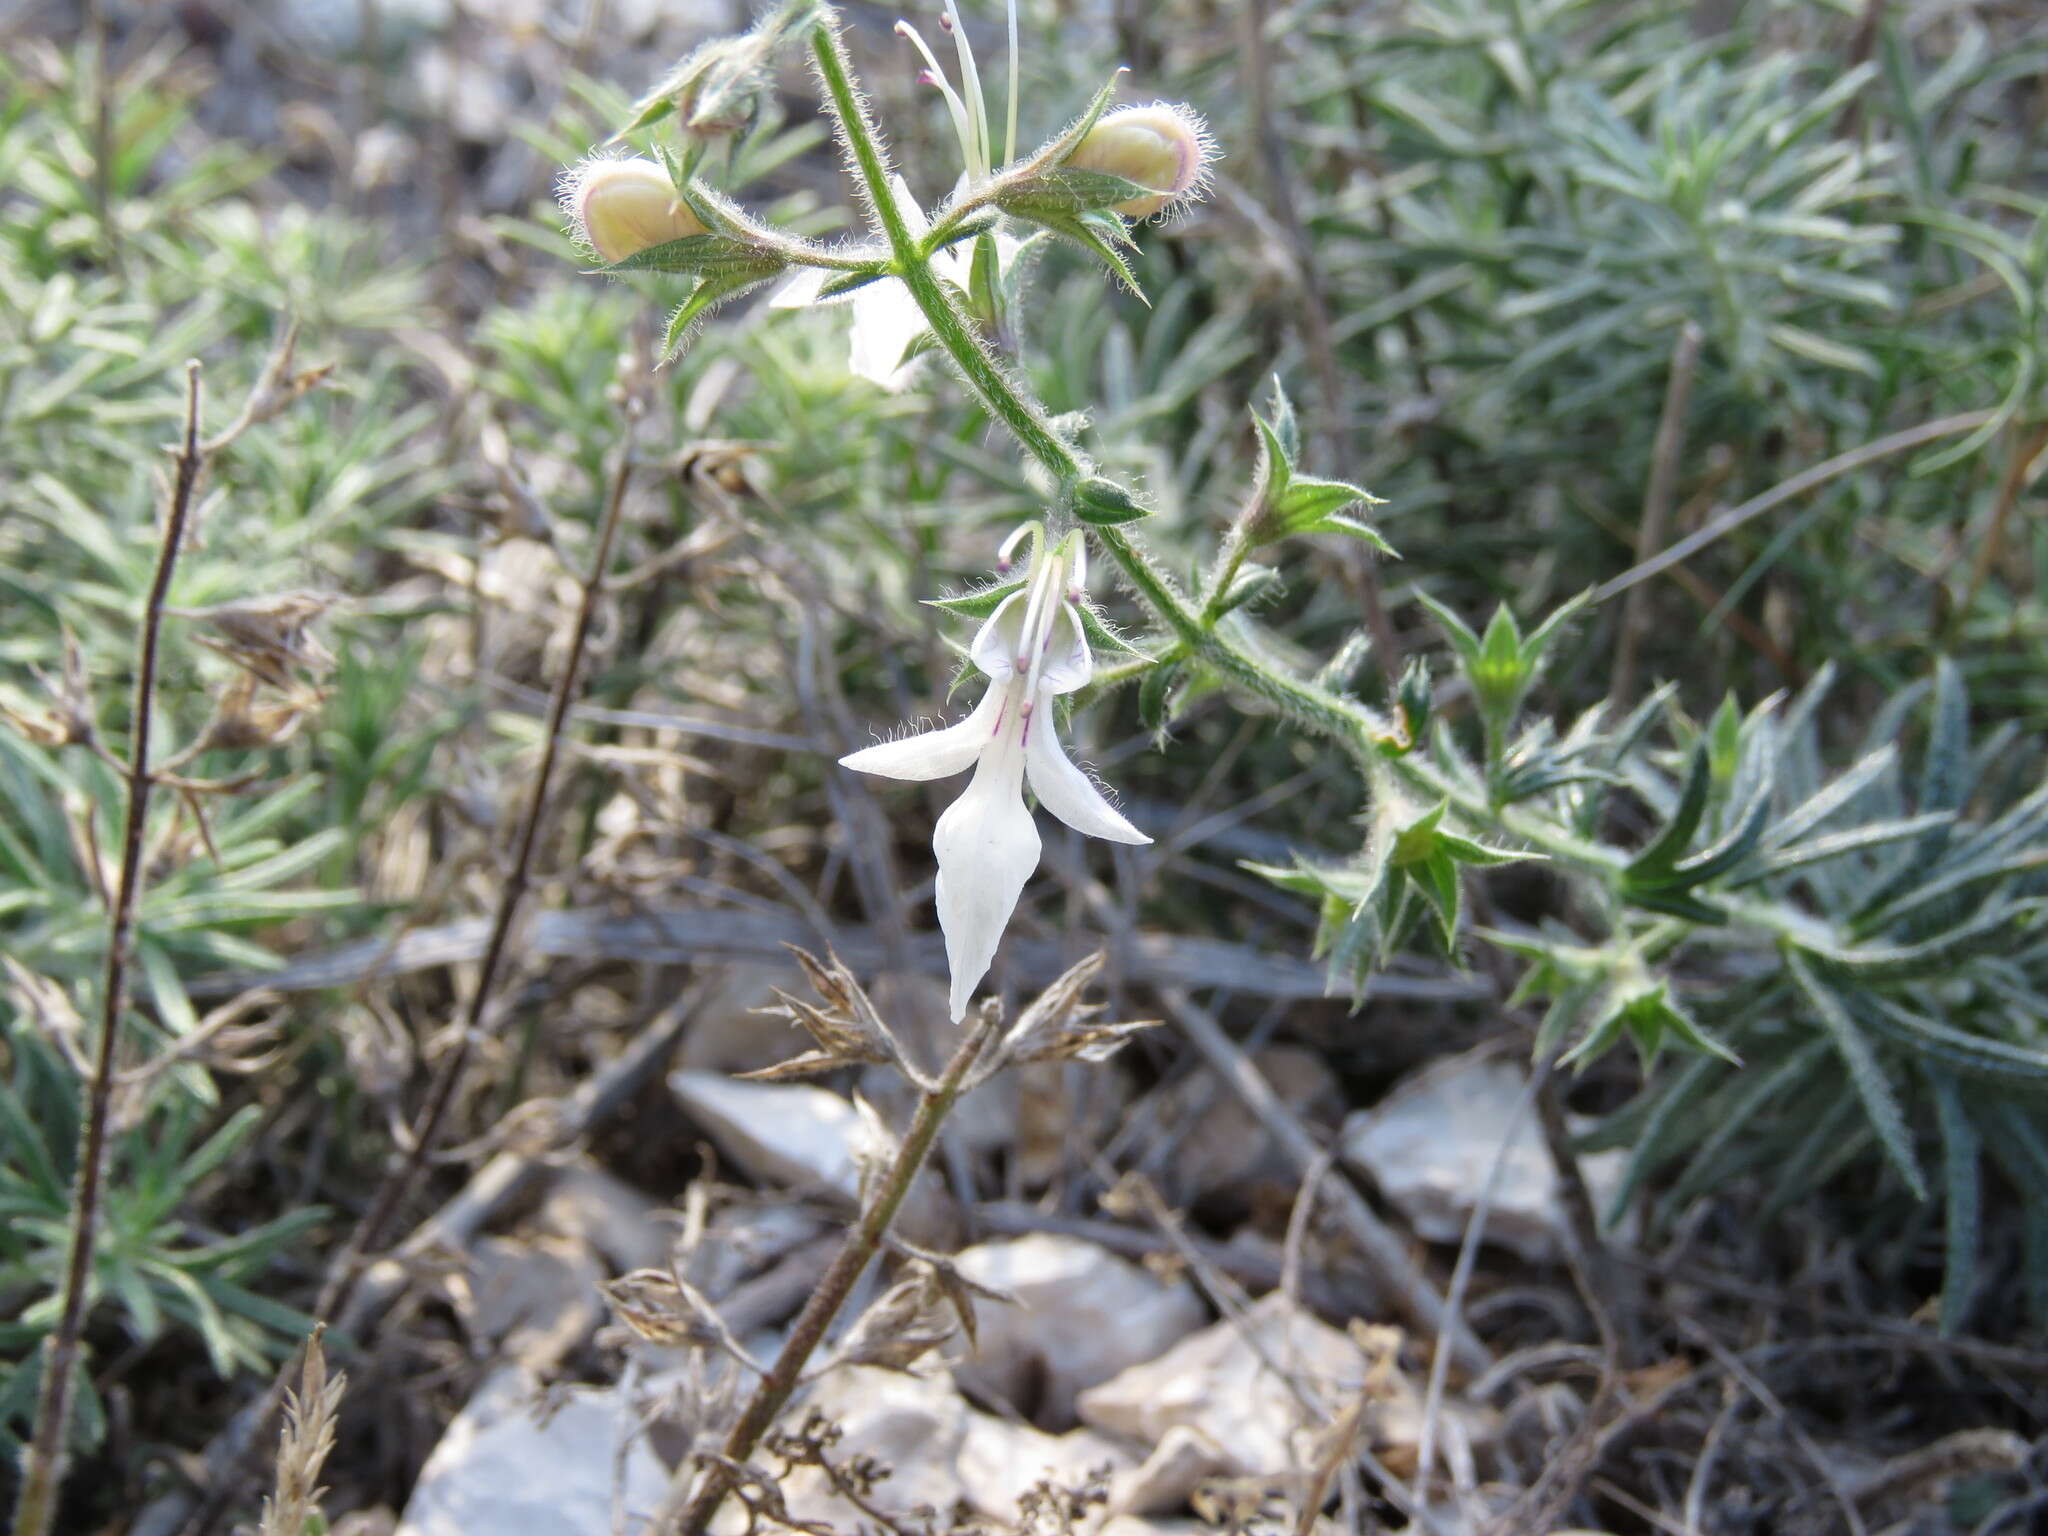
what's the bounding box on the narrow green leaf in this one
[1414,591,1482,669]
[1784,949,1926,1199]
[1925,1069,1980,1336]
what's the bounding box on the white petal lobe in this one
[1036,604,1092,695]
[840,688,1005,781]
[1024,701,1150,844]
[970,592,1028,680]
[932,730,1038,1021]
[768,267,832,309]
[848,278,929,389]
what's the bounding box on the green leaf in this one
[1706,693,1743,784]
[1250,410,1294,509]
[1664,1039,1831,1209]
[658,270,778,363]
[924,579,1025,619]
[1518,589,1593,668]
[1412,850,1463,949]
[1414,591,1483,669]
[1805,900,2042,983]
[1312,514,1398,554]
[1626,743,1713,884]
[1266,377,1300,462]
[1739,812,1955,885]
[1073,600,1150,657]
[1137,659,1179,737]
[1859,994,2048,1091]
[1274,475,1383,529]
[995,166,1155,219]
[1005,209,1145,296]
[1211,567,1282,618]
[604,233,780,278]
[1784,949,1926,1199]
[1926,1069,1980,1336]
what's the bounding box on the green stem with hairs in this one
[811,23,1080,480]
[805,14,1838,957]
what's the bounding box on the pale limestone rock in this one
[769,1366,1133,1530]
[1147,1046,1343,1205]
[536,1159,672,1274]
[957,1403,1133,1517]
[1110,1425,1233,1516]
[670,1070,864,1201]
[952,1234,1208,1429]
[465,1235,604,1373]
[1339,1048,1628,1263]
[395,1366,667,1536]
[1076,1296,1374,1478]
[777,1367,969,1518]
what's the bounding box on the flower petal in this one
[1036,602,1092,695]
[887,173,933,239]
[1024,698,1149,844]
[767,267,832,309]
[847,277,928,390]
[933,727,1037,1021]
[969,591,1028,681]
[840,687,1005,782]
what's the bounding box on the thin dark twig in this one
[655,1008,1003,1536]
[1612,321,1703,708]
[1594,411,1996,601]
[1678,1318,1869,1536]
[13,362,205,1536]
[1950,419,2048,636]
[1239,0,1399,678]
[178,440,640,1536]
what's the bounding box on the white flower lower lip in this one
[840,535,1148,1020]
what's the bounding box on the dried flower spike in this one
[564,158,708,264]
[1067,103,1213,218]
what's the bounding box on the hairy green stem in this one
[811,23,1079,480]
[806,14,1844,966]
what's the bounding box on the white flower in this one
[840,535,1148,1020]
[770,1,1021,390]
[769,177,973,390]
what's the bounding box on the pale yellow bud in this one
[1068,104,1212,219]
[565,158,708,264]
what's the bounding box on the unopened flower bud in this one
[1067,103,1212,218]
[564,158,708,264]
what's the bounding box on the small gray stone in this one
[951,1234,1207,1429]
[1075,1295,1372,1478]
[670,1070,864,1201]
[396,1366,667,1536]
[1339,1048,1628,1264]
